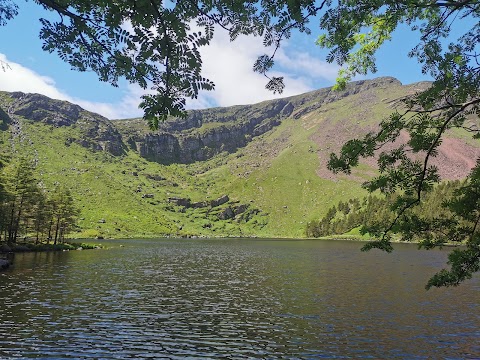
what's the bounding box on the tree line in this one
[0,156,78,245]
[307,180,463,240]
[306,174,480,289]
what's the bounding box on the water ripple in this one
[0,239,479,359]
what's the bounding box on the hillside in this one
[0,77,478,239]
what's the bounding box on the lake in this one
[1,239,479,359]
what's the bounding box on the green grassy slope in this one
[1,78,477,239]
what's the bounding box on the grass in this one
[2,78,474,240]
[21,115,350,239]
[0,88,376,239]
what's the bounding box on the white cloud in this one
[0,53,143,119]
[189,30,304,108]
[187,27,340,109]
[0,29,338,119]
[0,54,67,100]
[275,49,340,82]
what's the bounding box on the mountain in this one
[0,77,478,239]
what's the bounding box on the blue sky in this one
[0,1,430,119]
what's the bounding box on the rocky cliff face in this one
[0,77,402,162]
[2,92,126,156]
[120,98,293,163]
[118,77,402,164]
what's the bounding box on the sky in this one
[0,1,430,120]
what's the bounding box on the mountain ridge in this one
[115,77,405,164]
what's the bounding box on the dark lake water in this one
[1,239,479,359]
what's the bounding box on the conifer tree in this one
[49,186,78,244]
[1,156,40,243]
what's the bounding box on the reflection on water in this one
[0,239,479,359]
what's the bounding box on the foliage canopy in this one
[321,1,480,288]
[1,0,479,286]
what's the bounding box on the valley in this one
[0,77,478,239]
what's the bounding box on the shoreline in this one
[0,241,102,271]
[0,241,102,254]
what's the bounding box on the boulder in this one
[145,174,166,181]
[218,207,235,220]
[168,197,191,207]
[192,201,208,208]
[211,195,229,207]
[234,204,248,215]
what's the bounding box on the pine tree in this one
[48,186,78,244]
[1,157,40,243]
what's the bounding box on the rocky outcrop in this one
[167,194,253,222]
[218,207,235,220]
[125,100,292,163]
[0,107,11,130]
[117,77,402,164]
[211,195,229,207]
[74,114,125,155]
[6,92,126,156]
[217,203,249,220]
[10,92,82,126]
[134,133,181,163]
[168,197,191,207]
[168,195,230,209]
[144,173,166,181]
